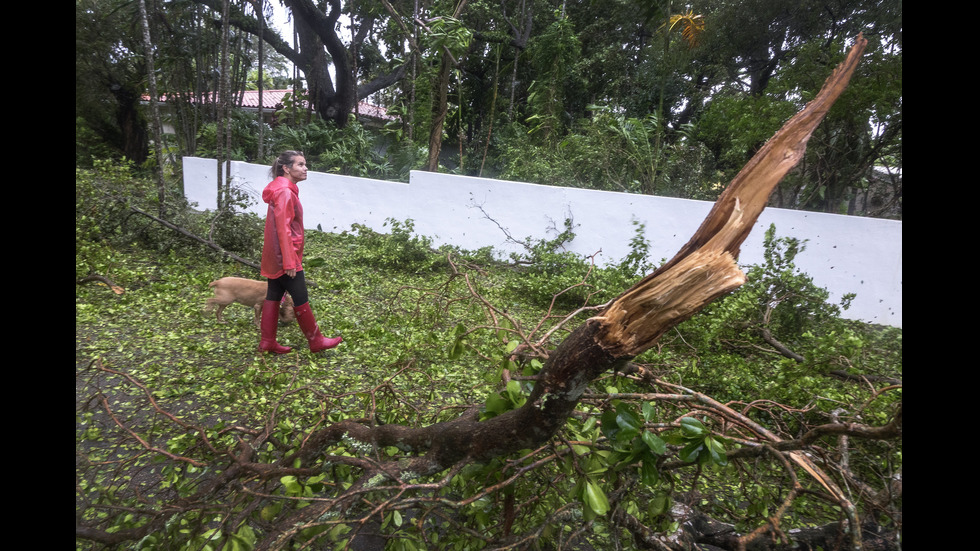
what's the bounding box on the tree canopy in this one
[76,0,900,217]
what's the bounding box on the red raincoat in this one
[261,176,304,279]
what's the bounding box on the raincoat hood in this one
[262,176,299,204]
[260,176,305,279]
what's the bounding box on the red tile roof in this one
[240,89,395,121]
[239,89,293,109]
[146,89,396,122]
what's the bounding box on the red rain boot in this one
[294,302,343,352]
[258,300,292,354]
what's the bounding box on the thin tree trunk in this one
[138,0,168,216]
[224,15,235,201]
[409,0,418,141]
[479,45,500,176]
[425,52,452,172]
[502,0,531,122]
[380,0,420,141]
[218,0,232,209]
[256,0,265,160]
[649,0,673,196]
[424,0,469,172]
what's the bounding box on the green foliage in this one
[489,121,579,188]
[192,102,397,180]
[181,95,402,182]
[269,117,396,179]
[76,0,900,219]
[422,16,473,60]
[503,218,657,309]
[697,94,800,172]
[76,117,121,167]
[668,417,729,467]
[600,396,668,460]
[273,90,311,128]
[525,13,582,140]
[777,38,903,214]
[77,167,901,549]
[503,217,595,308]
[194,109,269,163]
[76,158,264,268]
[343,218,448,273]
[664,224,901,441]
[589,106,662,191]
[616,219,658,278]
[481,379,528,420]
[76,159,165,277]
[492,110,722,200]
[692,224,854,365]
[76,0,903,541]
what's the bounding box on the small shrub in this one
[344,219,446,273]
[671,224,881,409]
[504,218,598,308]
[76,158,265,265]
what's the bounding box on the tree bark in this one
[254,0,265,160]
[268,36,870,546]
[138,0,168,216]
[109,82,149,164]
[317,33,865,469]
[424,1,470,172]
[425,52,453,171]
[192,0,405,127]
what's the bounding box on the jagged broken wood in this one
[268,36,870,550]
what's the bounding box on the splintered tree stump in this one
[267,35,870,551]
[307,34,867,471]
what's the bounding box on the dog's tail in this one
[204,280,221,313]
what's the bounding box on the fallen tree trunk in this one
[259,35,871,550]
[304,32,868,479]
[644,502,900,551]
[126,203,261,271]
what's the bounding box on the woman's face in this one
[282,156,308,183]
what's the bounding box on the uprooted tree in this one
[76,36,901,550]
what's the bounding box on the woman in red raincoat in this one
[258,150,342,354]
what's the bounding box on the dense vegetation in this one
[76,2,901,547]
[76,161,901,550]
[75,0,901,218]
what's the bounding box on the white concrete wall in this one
[183,157,902,327]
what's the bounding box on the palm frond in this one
[666,10,706,48]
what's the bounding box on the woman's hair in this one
[270,150,305,178]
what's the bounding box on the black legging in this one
[266,271,310,306]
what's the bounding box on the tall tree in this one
[138,0,168,214]
[192,0,407,127]
[76,0,150,164]
[253,0,266,159]
[692,0,902,215]
[216,0,232,209]
[500,0,534,122]
[422,3,472,171]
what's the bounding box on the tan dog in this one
[204,277,295,326]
